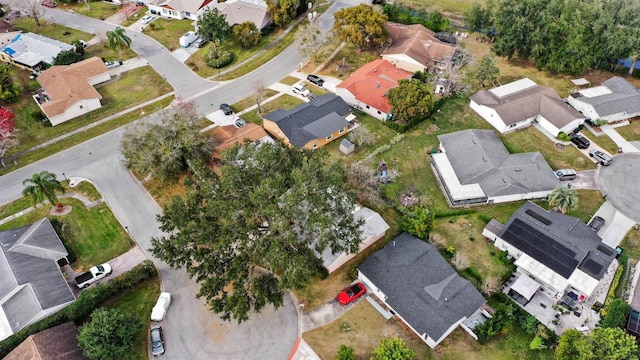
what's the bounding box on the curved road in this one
[0,1,364,358]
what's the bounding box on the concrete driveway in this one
[589,201,636,248]
[598,153,640,222]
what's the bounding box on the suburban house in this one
[0,218,76,342]
[208,123,271,160]
[215,0,270,29]
[0,33,73,72]
[34,57,111,126]
[482,202,616,310]
[358,232,489,348]
[567,76,640,123]
[0,20,20,48]
[335,59,412,120]
[382,22,457,73]
[470,78,585,136]
[431,129,559,206]
[262,94,354,149]
[4,321,87,360]
[146,0,214,20]
[320,205,389,273]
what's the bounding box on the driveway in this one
[590,201,637,248]
[598,153,640,222]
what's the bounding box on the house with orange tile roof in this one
[34,57,111,126]
[382,22,457,73]
[208,123,271,160]
[335,59,412,120]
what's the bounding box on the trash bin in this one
[118,59,123,65]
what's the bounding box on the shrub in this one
[384,97,447,133]
[462,266,482,281]
[336,344,355,360]
[205,48,234,68]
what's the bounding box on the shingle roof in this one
[383,22,457,68]
[337,59,412,113]
[438,129,559,197]
[499,202,615,280]
[209,123,269,158]
[153,0,212,13]
[216,0,270,29]
[358,233,486,343]
[4,321,87,360]
[577,77,640,117]
[37,57,108,118]
[263,94,351,148]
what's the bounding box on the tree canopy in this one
[106,27,131,53]
[22,170,65,206]
[0,107,17,168]
[77,308,142,360]
[475,54,499,87]
[198,8,230,42]
[555,327,638,360]
[382,3,449,32]
[0,64,21,103]
[53,49,84,65]
[150,142,363,322]
[120,100,215,182]
[548,186,578,214]
[231,21,261,48]
[267,0,300,27]
[386,78,434,123]
[332,4,389,50]
[599,298,631,330]
[371,337,416,360]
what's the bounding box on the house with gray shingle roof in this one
[358,233,488,348]
[4,321,87,360]
[470,78,585,136]
[431,129,559,206]
[0,218,75,342]
[262,94,353,149]
[567,76,640,122]
[215,0,270,29]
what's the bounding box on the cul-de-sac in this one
[0,0,639,359]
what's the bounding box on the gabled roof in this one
[471,78,584,127]
[499,202,615,280]
[4,321,87,360]
[337,59,412,113]
[215,0,270,29]
[383,22,457,66]
[359,233,486,343]
[1,33,73,67]
[154,0,212,13]
[37,57,108,118]
[263,94,351,148]
[209,123,269,158]
[573,77,640,117]
[437,129,559,197]
[0,219,74,340]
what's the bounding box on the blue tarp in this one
[618,59,640,70]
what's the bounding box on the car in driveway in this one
[588,216,605,232]
[151,292,172,322]
[555,168,577,181]
[194,38,207,48]
[589,149,612,166]
[141,15,154,24]
[306,74,324,87]
[570,133,590,149]
[292,84,310,97]
[337,282,366,305]
[220,103,233,115]
[104,61,120,69]
[235,118,247,128]
[150,325,165,356]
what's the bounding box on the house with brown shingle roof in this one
[382,22,457,73]
[4,322,87,360]
[335,59,412,120]
[34,57,111,126]
[208,123,271,160]
[470,78,585,136]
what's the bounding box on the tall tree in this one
[475,54,499,87]
[555,327,638,360]
[332,4,389,50]
[599,298,631,329]
[252,79,267,114]
[371,337,416,360]
[21,0,46,26]
[548,185,578,214]
[231,21,261,48]
[53,50,84,65]
[0,107,17,168]
[386,78,434,123]
[150,142,363,322]
[22,170,65,206]
[267,0,300,27]
[465,2,489,33]
[121,99,215,182]
[77,308,142,360]
[0,64,21,103]
[198,8,230,42]
[297,21,326,63]
[106,27,132,53]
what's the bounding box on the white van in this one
[179,31,198,48]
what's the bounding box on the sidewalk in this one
[599,124,640,153]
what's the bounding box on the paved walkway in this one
[599,124,640,153]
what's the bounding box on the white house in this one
[567,77,640,122]
[470,78,585,136]
[147,0,215,20]
[35,57,111,126]
[0,33,73,72]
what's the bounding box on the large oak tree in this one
[150,142,363,322]
[386,79,434,123]
[332,4,389,50]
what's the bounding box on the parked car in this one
[141,15,154,24]
[337,282,366,305]
[194,38,207,48]
[234,118,247,128]
[588,216,605,232]
[151,292,172,322]
[104,61,120,69]
[220,103,233,115]
[42,0,57,8]
[150,325,165,356]
[292,84,310,97]
[555,168,577,181]
[589,149,612,166]
[570,133,590,149]
[306,74,324,87]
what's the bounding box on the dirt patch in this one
[424,124,440,135]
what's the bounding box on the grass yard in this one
[280,76,300,86]
[66,1,122,20]
[620,226,640,263]
[582,132,620,155]
[231,89,278,112]
[240,94,305,124]
[616,120,640,141]
[144,176,189,208]
[13,19,92,44]
[143,18,195,50]
[402,0,484,16]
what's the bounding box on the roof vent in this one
[376,82,381,89]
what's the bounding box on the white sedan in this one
[151,292,172,321]
[141,14,154,24]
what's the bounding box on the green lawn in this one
[582,132,620,155]
[13,18,92,44]
[240,94,305,124]
[280,76,300,86]
[231,89,278,112]
[616,120,640,141]
[69,1,122,20]
[143,18,195,50]
[0,198,132,271]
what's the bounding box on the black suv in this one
[307,74,324,87]
[588,216,605,232]
[220,103,233,115]
[570,133,590,149]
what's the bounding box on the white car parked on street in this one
[151,292,172,321]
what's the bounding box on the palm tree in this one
[548,185,578,214]
[22,171,65,207]
[106,27,132,53]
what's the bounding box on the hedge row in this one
[0,260,157,358]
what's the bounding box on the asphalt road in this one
[0,1,365,359]
[598,153,640,222]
